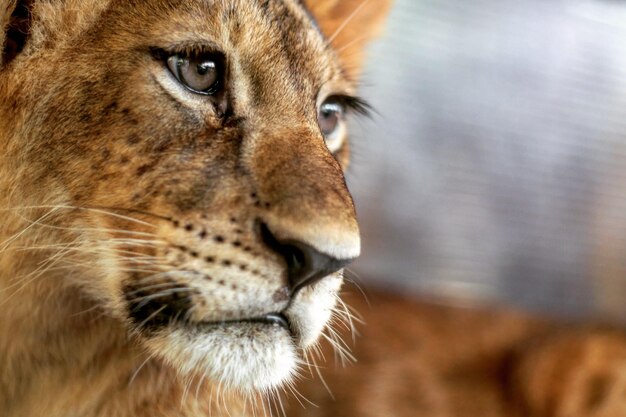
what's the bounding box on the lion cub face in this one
[0,0,390,393]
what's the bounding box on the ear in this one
[305,0,393,79]
[1,0,32,67]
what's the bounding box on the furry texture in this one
[6,2,625,417]
[0,0,391,416]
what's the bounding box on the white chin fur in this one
[142,274,344,393]
[287,273,343,347]
[145,324,298,392]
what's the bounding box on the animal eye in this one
[318,99,346,152]
[167,53,223,95]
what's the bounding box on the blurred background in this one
[348,0,626,322]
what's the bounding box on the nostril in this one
[259,222,354,293]
[280,243,306,277]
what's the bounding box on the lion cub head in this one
[0,0,390,394]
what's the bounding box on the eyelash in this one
[332,95,372,118]
[150,44,219,60]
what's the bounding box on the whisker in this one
[0,206,61,252]
[309,348,334,400]
[342,268,371,306]
[70,303,104,318]
[13,245,166,262]
[135,304,168,329]
[128,353,157,387]
[1,205,158,228]
[80,205,160,227]
[125,282,189,296]
[283,365,317,409]
[131,270,204,286]
[50,261,166,276]
[335,33,370,54]
[328,0,372,43]
[10,220,158,237]
[129,288,194,308]
[321,332,356,365]
[194,366,211,404]
[0,241,80,297]
[310,339,326,363]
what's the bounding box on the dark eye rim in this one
[152,47,225,96]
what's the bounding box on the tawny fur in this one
[2,1,626,417]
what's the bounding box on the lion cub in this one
[0,0,390,416]
[4,1,626,417]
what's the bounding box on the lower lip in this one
[251,313,290,329]
[196,314,291,332]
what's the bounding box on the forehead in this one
[102,0,344,91]
[136,0,320,47]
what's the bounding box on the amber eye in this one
[167,53,223,95]
[318,99,346,152]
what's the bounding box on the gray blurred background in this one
[348,0,626,321]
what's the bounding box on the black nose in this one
[260,223,354,292]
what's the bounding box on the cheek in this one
[94,130,242,212]
[57,103,196,205]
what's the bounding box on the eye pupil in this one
[196,61,215,76]
[321,109,334,118]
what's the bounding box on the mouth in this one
[144,310,299,392]
[195,313,291,332]
[137,283,341,392]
